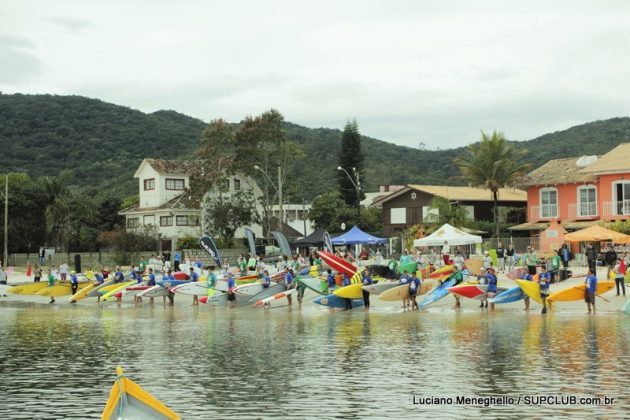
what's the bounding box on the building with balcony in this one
[120,159,315,253]
[512,143,630,238]
[373,184,527,237]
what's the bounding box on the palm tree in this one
[427,196,470,232]
[454,131,530,238]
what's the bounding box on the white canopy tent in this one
[413,223,483,247]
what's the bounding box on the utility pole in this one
[353,167,361,220]
[302,198,307,236]
[3,175,8,268]
[278,166,283,233]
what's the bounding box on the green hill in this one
[1,93,629,201]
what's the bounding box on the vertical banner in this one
[323,231,333,253]
[200,234,222,267]
[271,231,292,258]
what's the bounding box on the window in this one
[126,218,139,228]
[422,206,439,223]
[160,216,173,226]
[165,178,185,190]
[234,178,241,191]
[578,186,597,217]
[539,188,558,218]
[462,205,475,221]
[143,178,155,190]
[390,207,406,224]
[613,182,630,215]
[143,215,155,225]
[176,215,200,226]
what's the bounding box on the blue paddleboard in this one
[623,297,630,315]
[419,278,456,309]
[313,294,364,309]
[488,286,525,304]
[157,279,191,288]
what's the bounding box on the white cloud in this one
[0,0,628,148]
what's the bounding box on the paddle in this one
[572,286,610,303]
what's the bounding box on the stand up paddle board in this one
[488,286,525,304]
[362,282,399,295]
[514,280,542,304]
[312,293,363,309]
[7,282,50,295]
[248,284,285,304]
[333,283,364,299]
[623,297,630,315]
[297,277,327,295]
[419,278,456,309]
[547,280,615,302]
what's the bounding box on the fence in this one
[6,248,248,269]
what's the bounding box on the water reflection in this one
[0,303,628,418]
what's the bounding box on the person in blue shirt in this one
[70,271,79,296]
[399,271,410,308]
[284,268,295,307]
[189,267,200,306]
[174,250,182,271]
[485,267,498,312]
[262,270,271,288]
[341,273,352,310]
[163,270,175,306]
[113,267,124,283]
[147,268,156,305]
[227,273,237,308]
[361,269,373,309]
[585,268,597,314]
[539,264,551,314]
[520,272,532,311]
[408,273,421,310]
[326,269,335,293]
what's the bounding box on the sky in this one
[1,0,629,149]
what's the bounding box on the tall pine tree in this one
[337,120,365,207]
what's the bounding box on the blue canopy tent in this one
[331,225,388,245]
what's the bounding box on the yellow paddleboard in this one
[7,282,50,295]
[429,265,455,278]
[102,281,135,301]
[97,282,127,295]
[37,282,91,297]
[464,259,483,276]
[515,279,542,304]
[69,283,98,302]
[548,280,615,302]
[378,281,434,301]
[333,283,364,299]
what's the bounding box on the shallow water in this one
[0,301,629,418]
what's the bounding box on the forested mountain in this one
[1,93,629,201]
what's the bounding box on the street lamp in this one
[254,165,283,233]
[337,166,361,218]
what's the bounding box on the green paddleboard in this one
[297,276,326,295]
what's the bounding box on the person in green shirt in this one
[47,269,56,304]
[451,269,464,309]
[525,247,538,275]
[208,266,217,288]
[238,255,247,275]
[551,250,561,283]
[139,256,147,274]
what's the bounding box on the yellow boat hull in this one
[548,280,615,302]
[333,283,364,299]
[69,283,98,302]
[515,279,543,304]
[102,366,179,420]
[7,282,50,295]
[36,282,91,297]
[377,281,434,301]
[102,281,136,301]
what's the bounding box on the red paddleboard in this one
[448,284,487,299]
[174,272,189,280]
[317,251,357,277]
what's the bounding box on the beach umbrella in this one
[563,225,630,243]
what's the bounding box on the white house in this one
[119,159,202,253]
[122,159,319,250]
